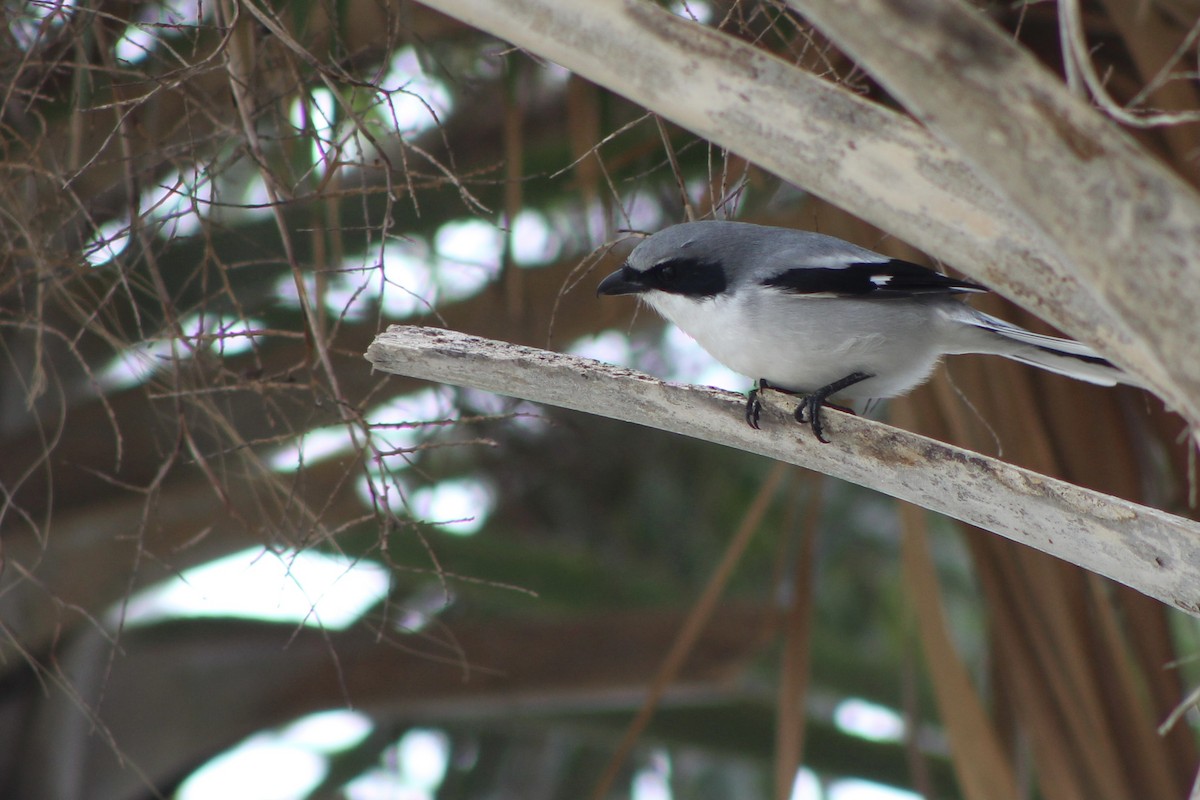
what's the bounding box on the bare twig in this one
[1061,0,1200,128]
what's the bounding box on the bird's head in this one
[596,222,735,300]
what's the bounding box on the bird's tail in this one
[957,311,1144,389]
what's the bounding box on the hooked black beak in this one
[596,265,645,297]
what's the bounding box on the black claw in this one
[744,380,764,429]
[744,393,761,429]
[792,371,873,444]
[795,395,830,444]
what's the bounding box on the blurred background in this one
[2,1,1200,798]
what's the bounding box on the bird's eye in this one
[658,262,677,283]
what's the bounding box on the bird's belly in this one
[650,293,946,399]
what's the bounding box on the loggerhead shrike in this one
[596,220,1142,443]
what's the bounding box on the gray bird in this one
[596,220,1141,442]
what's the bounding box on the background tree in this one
[2,0,1199,798]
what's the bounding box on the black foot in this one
[745,379,801,429]
[744,379,769,429]
[794,372,872,444]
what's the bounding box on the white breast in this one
[643,289,954,399]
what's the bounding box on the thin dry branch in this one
[366,325,1200,618]
[1061,0,1200,129]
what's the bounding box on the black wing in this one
[761,259,986,298]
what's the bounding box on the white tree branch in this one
[413,0,1194,431]
[367,326,1200,618]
